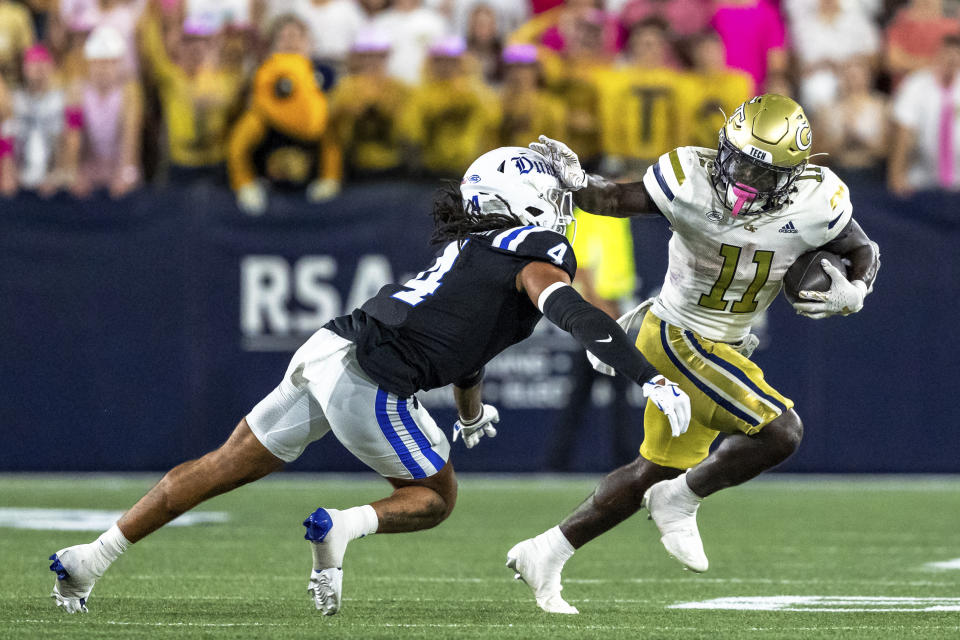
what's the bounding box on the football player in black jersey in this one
[48,147,691,616]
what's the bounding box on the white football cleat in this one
[642,478,709,573]
[303,507,350,615]
[506,538,578,614]
[307,568,343,615]
[49,545,103,613]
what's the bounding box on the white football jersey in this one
[642,146,853,343]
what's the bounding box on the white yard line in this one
[670,595,960,612]
[0,507,227,531]
[925,558,960,570]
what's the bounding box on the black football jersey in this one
[325,225,577,397]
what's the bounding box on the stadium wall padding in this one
[2,176,957,473]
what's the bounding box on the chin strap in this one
[562,216,577,243]
[730,183,758,217]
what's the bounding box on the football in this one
[782,250,846,305]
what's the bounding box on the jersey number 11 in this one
[698,243,774,314]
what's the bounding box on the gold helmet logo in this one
[796,122,812,151]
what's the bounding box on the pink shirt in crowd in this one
[81,85,125,185]
[530,0,564,15]
[711,0,785,90]
[620,0,712,37]
[540,12,623,56]
[886,11,960,64]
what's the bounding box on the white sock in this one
[541,526,575,564]
[310,506,378,571]
[90,524,130,575]
[675,472,703,504]
[342,505,379,539]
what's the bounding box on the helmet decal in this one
[795,123,812,151]
[731,104,746,126]
[743,145,773,163]
[510,154,558,178]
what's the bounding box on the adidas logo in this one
[779,221,798,234]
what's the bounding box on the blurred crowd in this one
[0,0,957,212]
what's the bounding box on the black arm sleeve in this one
[541,285,658,384]
[453,367,484,389]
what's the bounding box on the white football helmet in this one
[460,147,574,234]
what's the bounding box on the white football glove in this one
[452,404,500,449]
[792,259,867,319]
[237,182,267,216]
[528,135,588,190]
[642,376,691,438]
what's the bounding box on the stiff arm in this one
[529,135,659,218]
[573,175,661,219]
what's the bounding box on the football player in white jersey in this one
[507,95,881,613]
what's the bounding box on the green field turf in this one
[2,473,959,639]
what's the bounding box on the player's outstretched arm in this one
[793,219,881,319]
[529,135,659,218]
[518,261,690,436]
[574,175,659,219]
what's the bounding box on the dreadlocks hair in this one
[430,182,525,245]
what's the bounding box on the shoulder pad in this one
[642,146,711,220]
[487,226,577,279]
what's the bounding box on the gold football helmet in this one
[711,94,812,216]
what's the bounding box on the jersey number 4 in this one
[698,244,774,313]
[392,240,463,306]
[546,243,568,266]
